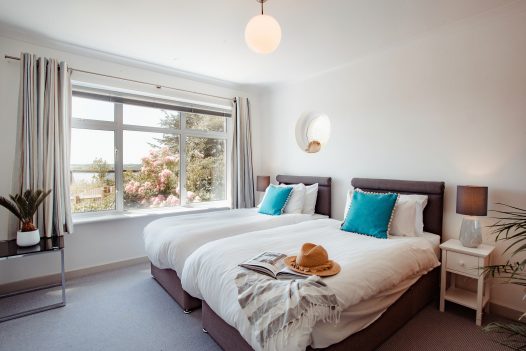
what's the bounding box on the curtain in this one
[9,53,74,239]
[231,97,255,209]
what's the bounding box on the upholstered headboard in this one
[351,178,445,236]
[276,175,332,218]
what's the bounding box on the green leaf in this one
[0,189,52,224]
[34,189,52,211]
[505,239,526,257]
[494,203,526,212]
[0,196,22,220]
[484,322,526,350]
[12,194,29,220]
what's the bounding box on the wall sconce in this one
[295,112,331,154]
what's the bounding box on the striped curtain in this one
[231,97,255,209]
[9,53,74,238]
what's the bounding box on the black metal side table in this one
[0,236,65,323]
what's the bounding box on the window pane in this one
[70,129,115,213]
[72,96,114,121]
[185,113,226,132]
[123,104,180,129]
[123,131,180,209]
[185,137,225,203]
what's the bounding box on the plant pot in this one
[17,229,41,247]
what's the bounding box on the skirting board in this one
[487,302,523,321]
[0,256,149,295]
[0,256,521,322]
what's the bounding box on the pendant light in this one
[245,0,282,54]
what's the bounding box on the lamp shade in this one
[456,186,488,216]
[245,14,282,54]
[256,176,270,192]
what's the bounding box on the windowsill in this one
[72,201,231,225]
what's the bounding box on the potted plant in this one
[484,203,526,349]
[0,189,52,247]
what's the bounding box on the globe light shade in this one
[245,14,282,54]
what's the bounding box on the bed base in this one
[150,263,201,313]
[202,267,440,351]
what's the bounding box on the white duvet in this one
[143,208,324,276]
[182,219,440,351]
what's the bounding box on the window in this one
[185,136,226,202]
[70,129,116,212]
[70,91,229,214]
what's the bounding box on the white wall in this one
[0,34,262,284]
[1,2,524,314]
[257,4,526,312]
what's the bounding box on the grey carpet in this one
[0,263,219,351]
[377,302,510,351]
[0,263,515,351]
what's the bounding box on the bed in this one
[184,178,445,350]
[145,175,332,312]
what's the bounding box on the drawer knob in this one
[459,260,465,267]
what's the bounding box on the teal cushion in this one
[258,185,293,216]
[341,191,398,239]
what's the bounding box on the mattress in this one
[391,231,440,258]
[143,208,326,276]
[312,231,441,348]
[422,231,441,258]
[182,219,440,351]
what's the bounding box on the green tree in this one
[91,158,111,185]
[185,136,225,201]
[155,111,180,154]
[156,112,226,202]
[185,113,225,132]
[122,111,226,207]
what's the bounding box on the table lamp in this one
[256,176,270,192]
[456,185,488,248]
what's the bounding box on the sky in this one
[70,97,180,166]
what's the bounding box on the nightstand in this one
[0,236,65,323]
[439,239,494,326]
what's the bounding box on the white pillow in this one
[302,183,319,215]
[343,189,428,237]
[263,183,306,214]
[257,191,265,208]
[390,194,428,236]
[283,183,306,214]
[343,189,354,219]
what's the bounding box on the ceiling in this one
[0,0,515,85]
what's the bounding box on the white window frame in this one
[71,89,231,219]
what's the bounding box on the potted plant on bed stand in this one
[0,189,52,247]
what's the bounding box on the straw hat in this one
[284,243,341,277]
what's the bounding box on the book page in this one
[277,267,310,280]
[240,252,286,277]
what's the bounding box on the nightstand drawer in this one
[446,251,480,277]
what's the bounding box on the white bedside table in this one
[439,239,494,326]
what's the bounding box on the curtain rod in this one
[4,54,235,102]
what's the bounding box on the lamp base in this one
[459,217,482,248]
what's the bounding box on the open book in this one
[239,251,310,280]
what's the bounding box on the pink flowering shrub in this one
[123,147,181,208]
